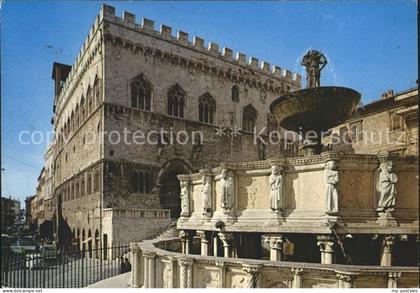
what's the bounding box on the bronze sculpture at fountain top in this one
[270,50,361,156]
[301,50,328,88]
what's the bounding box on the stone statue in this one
[162,262,173,288]
[202,176,212,215]
[269,165,283,211]
[377,161,398,211]
[180,181,190,217]
[324,160,339,215]
[301,50,327,88]
[221,169,234,211]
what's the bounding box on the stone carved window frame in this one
[93,76,101,109]
[350,120,363,142]
[129,73,153,111]
[198,92,216,124]
[86,171,92,195]
[167,83,186,119]
[87,85,93,116]
[93,167,100,193]
[242,103,258,133]
[80,96,85,122]
[232,84,240,102]
[131,169,153,194]
[389,110,405,132]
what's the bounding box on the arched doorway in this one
[158,159,191,218]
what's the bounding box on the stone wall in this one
[103,209,172,247]
[327,88,418,156]
[98,4,302,211]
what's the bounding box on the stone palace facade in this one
[44,4,302,252]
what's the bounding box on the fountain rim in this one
[269,86,361,114]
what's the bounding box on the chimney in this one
[381,89,394,100]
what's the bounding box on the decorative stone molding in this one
[215,261,226,288]
[336,273,354,288]
[387,272,401,288]
[242,264,262,288]
[133,238,418,288]
[320,151,343,162]
[177,152,417,236]
[291,268,304,288]
[102,34,298,95]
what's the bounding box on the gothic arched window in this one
[70,111,75,133]
[66,118,70,136]
[144,172,151,193]
[87,86,93,115]
[80,97,85,122]
[131,171,139,193]
[167,84,186,118]
[75,104,79,130]
[242,104,257,132]
[231,84,240,102]
[131,73,152,111]
[198,93,216,124]
[93,77,100,109]
[131,170,152,193]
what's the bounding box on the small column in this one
[185,234,192,254]
[179,231,187,254]
[336,273,353,288]
[213,234,218,256]
[197,230,209,256]
[218,232,233,258]
[265,235,284,261]
[178,257,194,288]
[317,235,335,264]
[380,235,395,266]
[215,261,226,288]
[388,272,401,288]
[130,243,142,288]
[242,264,262,288]
[143,251,156,288]
[291,268,304,288]
[142,253,149,288]
[179,230,192,254]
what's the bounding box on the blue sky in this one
[1,1,417,205]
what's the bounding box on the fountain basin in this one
[270,86,361,133]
